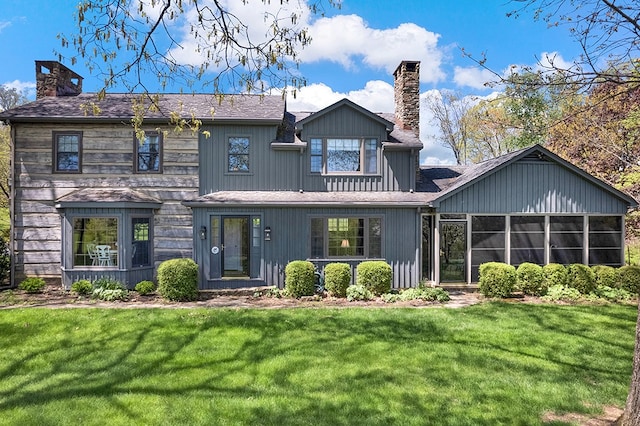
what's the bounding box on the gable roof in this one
[424,144,638,208]
[296,98,394,130]
[0,93,285,124]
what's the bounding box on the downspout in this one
[8,122,15,288]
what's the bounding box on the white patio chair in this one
[95,245,113,266]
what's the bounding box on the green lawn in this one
[0,303,637,425]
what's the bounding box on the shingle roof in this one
[56,188,162,208]
[0,93,285,123]
[183,190,430,207]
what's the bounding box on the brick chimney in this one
[393,61,420,137]
[35,61,83,99]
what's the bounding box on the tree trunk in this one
[621,302,640,426]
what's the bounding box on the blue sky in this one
[0,0,581,163]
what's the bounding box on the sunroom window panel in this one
[588,216,622,266]
[73,217,118,267]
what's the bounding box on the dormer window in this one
[310,138,378,175]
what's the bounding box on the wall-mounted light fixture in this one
[264,226,272,241]
[199,226,207,240]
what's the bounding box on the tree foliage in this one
[0,86,29,207]
[424,90,473,165]
[59,0,340,96]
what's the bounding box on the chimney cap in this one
[394,60,420,76]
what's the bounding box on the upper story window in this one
[135,132,162,173]
[228,137,250,172]
[310,138,378,174]
[53,131,82,173]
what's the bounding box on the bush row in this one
[283,260,449,303]
[478,262,640,299]
[285,260,392,298]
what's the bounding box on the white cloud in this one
[0,21,10,33]
[286,79,393,112]
[300,15,445,84]
[536,51,575,71]
[3,80,36,99]
[453,66,496,90]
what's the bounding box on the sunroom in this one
[56,188,161,288]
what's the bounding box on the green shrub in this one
[135,280,156,295]
[346,284,374,301]
[71,279,93,295]
[400,287,450,302]
[542,284,582,302]
[543,263,569,288]
[516,263,546,296]
[284,260,315,298]
[323,263,351,298]
[92,278,128,301]
[567,264,596,294]
[478,262,516,298]
[0,238,10,285]
[591,265,619,289]
[356,261,392,296]
[618,265,640,295]
[593,285,633,302]
[18,277,46,293]
[157,258,199,302]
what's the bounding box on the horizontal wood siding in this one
[192,206,420,289]
[12,123,198,283]
[438,161,630,214]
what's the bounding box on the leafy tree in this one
[424,90,473,165]
[500,2,640,423]
[61,0,340,95]
[0,86,29,207]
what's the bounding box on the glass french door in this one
[222,217,250,277]
[439,221,466,282]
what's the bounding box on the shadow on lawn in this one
[0,305,636,425]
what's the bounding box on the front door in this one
[439,221,466,282]
[222,216,250,278]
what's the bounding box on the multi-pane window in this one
[228,137,250,172]
[589,216,623,266]
[132,217,151,267]
[310,138,378,174]
[72,217,118,267]
[135,132,162,173]
[310,217,382,258]
[53,131,82,172]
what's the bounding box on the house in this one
[0,60,636,290]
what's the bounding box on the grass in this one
[0,303,637,425]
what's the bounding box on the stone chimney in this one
[393,61,420,137]
[35,60,83,99]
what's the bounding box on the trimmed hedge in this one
[323,263,351,298]
[543,263,569,288]
[478,262,515,298]
[285,260,315,297]
[356,261,392,296]
[135,280,156,295]
[567,263,596,294]
[618,265,640,295]
[591,265,619,289]
[516,262,546,296]
[157,258,199,301]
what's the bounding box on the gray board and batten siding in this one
[189,205,421,289]
[432,150,633,215]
